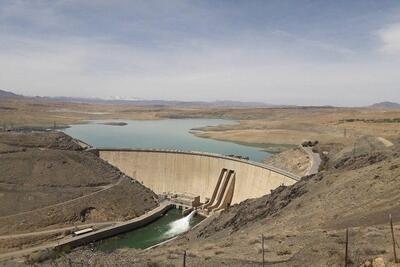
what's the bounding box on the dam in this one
[95,149,300,206]
[49,148,300,252]
[41,122,301,253]
[1,144,301,255]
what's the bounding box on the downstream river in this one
[64,119,270,162]
[97,209,203,251]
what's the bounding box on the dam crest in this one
[93,148,300,206]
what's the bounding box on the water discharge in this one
[164,210,196,238]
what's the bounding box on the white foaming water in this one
[164,210,196,238]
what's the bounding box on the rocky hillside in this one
[0,131,158,236]
[264,147,311,176]
[0,131,83,150]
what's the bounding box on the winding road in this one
[301,146,322,175]
[0,222,118,240]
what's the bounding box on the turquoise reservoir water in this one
[64,119,270,162]
[96,209,204,251]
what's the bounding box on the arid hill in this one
[0,131,158,254]
[0,89,21,98]
[369,101,400,109]
[264,147,311,176]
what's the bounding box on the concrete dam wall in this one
[97,149,300,205]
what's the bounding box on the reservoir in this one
[64,119,270,162]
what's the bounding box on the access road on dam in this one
[96,149,300,205]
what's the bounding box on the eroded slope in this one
[0,131,158,252]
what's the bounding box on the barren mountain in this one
[0,90,22,98]
[369,101,400,109]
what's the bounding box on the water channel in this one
[96,209,203,252]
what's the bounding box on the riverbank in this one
[0,202,171,261]
[191,130,296,154]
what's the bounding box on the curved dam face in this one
[97,149,299,205]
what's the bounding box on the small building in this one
[165,192,201,210]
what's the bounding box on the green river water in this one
[96,209,203,251]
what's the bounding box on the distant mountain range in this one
[2,89,399,109]
[0,89,22,98]
[0,89,276,108]
[73,99,272,107]
[39,97,275,108]
[369,101,400,109]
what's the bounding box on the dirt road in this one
[301,146,322,175]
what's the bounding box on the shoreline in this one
[190,129,297,154]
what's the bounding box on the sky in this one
[0,0,400,106]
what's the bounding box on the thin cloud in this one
[379,23,400,55]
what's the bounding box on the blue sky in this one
[0,0,400,106]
